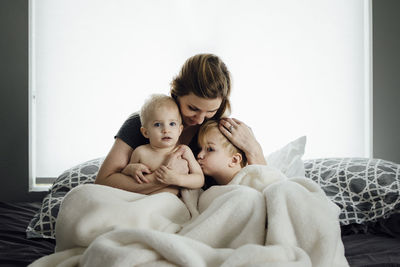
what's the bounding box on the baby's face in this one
[144,105,183,148]
[197,129,234,184]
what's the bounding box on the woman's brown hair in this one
[171,54,231,119]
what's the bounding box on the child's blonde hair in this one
[198,120,247,167]
[140,94,181,127]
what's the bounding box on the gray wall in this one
[0,0,399,202]
[372,0,400,165]
[0,0,46,202]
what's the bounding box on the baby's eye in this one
[206,147,214,152]
[154,122,161,127]
[170,122,176,127]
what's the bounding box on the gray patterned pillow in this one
[26,157,104,239]
[304,158,400,225]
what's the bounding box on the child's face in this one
[197,129,234,184]
[142,105,183,148]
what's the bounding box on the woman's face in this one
[177,93,222,126]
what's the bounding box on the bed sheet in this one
[0,202,55,267]
[343,232,400,267]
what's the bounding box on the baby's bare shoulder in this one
[131,144,152,158]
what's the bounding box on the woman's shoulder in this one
[119,112,141,128]
[115,111,148,149]
[126,111,141,122]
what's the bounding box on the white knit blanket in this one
[30,165,349,267]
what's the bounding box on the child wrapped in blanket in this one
[197,120,289,191]
[127,94,204,195]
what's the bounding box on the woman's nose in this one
[194,113,206,125]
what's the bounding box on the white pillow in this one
[266,136,306,178]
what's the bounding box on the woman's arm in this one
[95,138,168,194]
[219,118,267,165]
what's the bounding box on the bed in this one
[1,203,399,266]
[1,137,399,266]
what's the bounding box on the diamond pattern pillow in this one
[26,157,104,239]
[304,158,400,225]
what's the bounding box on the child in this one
[128,94,204,195]
[197,120,247,185]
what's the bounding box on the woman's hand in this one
[122,163,152,184]
[219,117,267,165]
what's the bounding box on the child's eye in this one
[206,147,214,152]
[154,122,161,127]
[170,122,176,127]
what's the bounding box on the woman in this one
[95,54,266,193]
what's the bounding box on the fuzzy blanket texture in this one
[29,165,349,267]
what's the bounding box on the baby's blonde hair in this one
[198,120,247,167]
[140,94,181,127]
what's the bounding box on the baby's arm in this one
[155,145,204,189]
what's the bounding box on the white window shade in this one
[30,0,371,186]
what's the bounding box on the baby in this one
[128,94,204,195]
[197,120,247,185]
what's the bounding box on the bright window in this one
[29,0,372,190]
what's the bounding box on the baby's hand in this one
[162,147,189,175]
[154,166,179,186]
[122,163,151,184]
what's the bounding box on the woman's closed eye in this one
[189,106,198,111]
[190,105,215,114]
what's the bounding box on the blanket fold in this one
[30,165,348,267]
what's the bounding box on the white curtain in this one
[30,0,370,180]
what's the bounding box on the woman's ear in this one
[140,127,149,138]
[229,153,242,167]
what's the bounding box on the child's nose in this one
[197,151,204,159]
